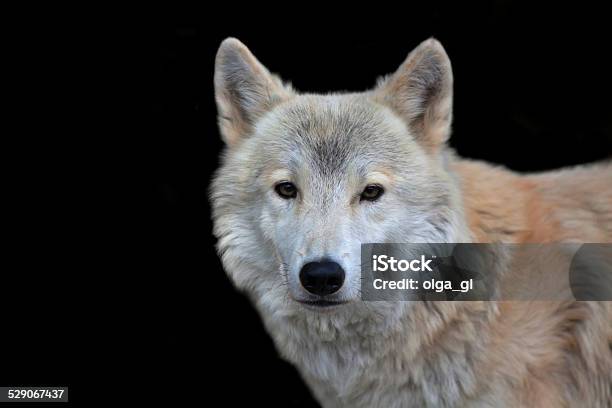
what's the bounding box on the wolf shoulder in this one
[525,160,612,239]
[451,157,611,242]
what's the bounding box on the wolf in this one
[210,37,612,407]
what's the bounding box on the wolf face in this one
[211,38,469,319]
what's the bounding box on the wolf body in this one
[211,37,612,407]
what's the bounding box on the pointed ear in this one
[373,38,453,153]
[214,38,293,147]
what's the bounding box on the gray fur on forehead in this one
[270,95,410,175]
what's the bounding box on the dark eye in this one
[275,182,297,199]
[360,184,384,202]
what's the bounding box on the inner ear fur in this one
[214,38,293,147]
[373,38,454,153]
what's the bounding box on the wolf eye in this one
[275,182,297,199]
[360,184,384,202]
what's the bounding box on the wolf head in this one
[211,38,468,324]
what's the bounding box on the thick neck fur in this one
[262,299,496,407]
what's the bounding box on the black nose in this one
[299,260,345,296]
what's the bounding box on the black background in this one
[3,2,612,406]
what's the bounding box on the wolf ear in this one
[373,38,453,152]
[214,38,293,147]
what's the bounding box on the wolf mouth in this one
[297,299,349,308]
